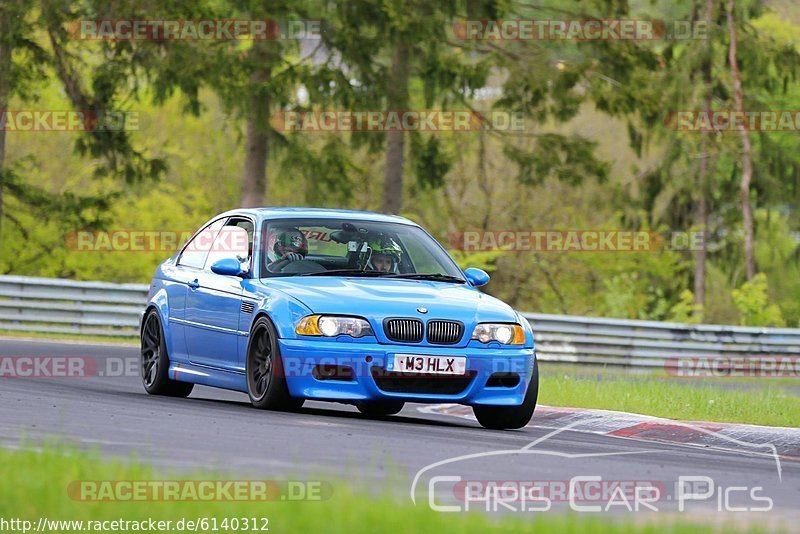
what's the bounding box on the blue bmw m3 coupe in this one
[141,208,538,429]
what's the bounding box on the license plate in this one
[390,354,467,375]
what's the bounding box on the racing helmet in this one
[367,238,402,273]
[269,228,308,262]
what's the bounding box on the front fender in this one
[241,280,314,339]
[143,280,179,359]
[515,311,536,350]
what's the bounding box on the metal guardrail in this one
[0,275,148,337]
[525,313,800,368]
[1,275,798,370]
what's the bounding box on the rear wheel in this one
[356,400,405,417]
[140,310,194,398]
[246,316,304,411]
[473,360,538,430]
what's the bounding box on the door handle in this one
[188,279,200,290]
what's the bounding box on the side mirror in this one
[210,258,243,277]
[464,267,490,287]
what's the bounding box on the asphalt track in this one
[1,338,798,528]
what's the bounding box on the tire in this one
[356,400,405,417]
[140,309,194,398]
[246,316,304,411]
[473,360,539,430]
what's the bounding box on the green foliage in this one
[411,134,451,190]
[503,134,610,187]
[1,0,799,331]
[599,271,697,322]
[1,88,237,279]
[731,273,786,327]
[448,249,503,274]
[753,210,800,325]
[667,290,703,324]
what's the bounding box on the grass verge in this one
[539,365,799,427]
[0,447,761,533]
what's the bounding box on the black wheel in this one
[356,400,405,417]
[473,360,539,430]
[140,309,194,397]
[246,316,304,411]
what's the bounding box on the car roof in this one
[219,207,419,226]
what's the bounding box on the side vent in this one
[241,301,255,314]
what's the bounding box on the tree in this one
[0,0,46,239]
[694,0,716,309]
[725,0,755,281]
[0,0,188,273]
[240,40,274,207]
[383,42,410,213]
[326,0,489,214]
[0,5,11,239]
[197,0,345,208]
[624,0,723,316]
[0,1,111,269]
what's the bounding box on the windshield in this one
[260,219,464,281]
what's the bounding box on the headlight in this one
[295,315,374,338]
[471,323,525,345]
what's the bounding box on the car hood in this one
[261,277,518,324]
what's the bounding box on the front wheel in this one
[246,316,304,411]
[473,360,538,430]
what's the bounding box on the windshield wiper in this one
[383,273,466,283]
[296,270,466,282]
[297,269,388,277]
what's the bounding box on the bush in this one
[731,273,786,327]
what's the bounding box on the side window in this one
[204,218,254,272]
[177,218,227,269]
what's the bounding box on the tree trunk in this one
[241,41,272,208]
[726,0,756,281]
[477,128,492,229]
[693,190,708,307]
[693,0,714,310]
[241,106,269,208]
[383,44,410,214]
[0,6,11,239]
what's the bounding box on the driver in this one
[267,228,308,272]
[367,238,402,273]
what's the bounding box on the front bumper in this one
[278,338,536,406]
